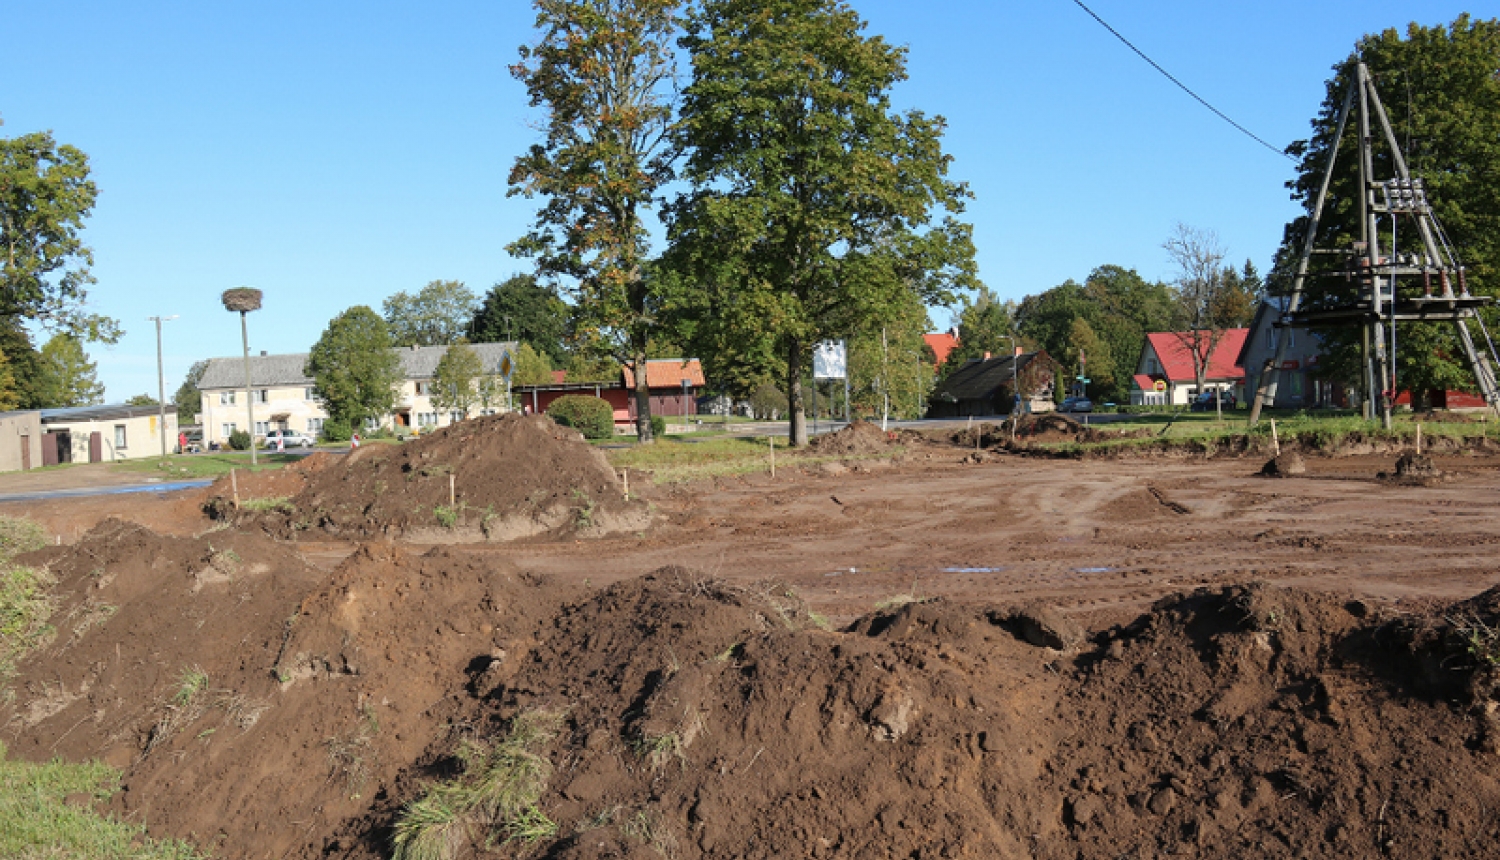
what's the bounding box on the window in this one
[222,423,237,438]
[305,387,317,401]
[219,391,236,405]
[1287,329,1296,349]
[450,411,465,424]
[114,425,127,449]
[254,421,270,436]
[415,381,432,396]
[364,417,380,430]
[307,417,325,435]
[254,389,269,404]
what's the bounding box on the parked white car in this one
[263,429,316,449]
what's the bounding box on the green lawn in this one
[0,742,207,860]
[109,451,307,480]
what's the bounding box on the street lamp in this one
[221,288,263,467]
[148,315,179,458]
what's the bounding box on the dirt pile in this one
[217,413,652,541]
[3,521,583,860]
[324,578,1500,860]
[804,420,920,456]
[1259,450,1307,476]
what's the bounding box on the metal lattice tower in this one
[1248,62,1500,427]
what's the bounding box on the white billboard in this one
[813,340,847,380]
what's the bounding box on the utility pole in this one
[148,315,178,458]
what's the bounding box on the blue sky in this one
[0,0,1481,401]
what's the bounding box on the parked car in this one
[1190,390,1237,412]
[1058,396,1093,413]
[263,429,316,449]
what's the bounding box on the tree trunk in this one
[631,349,654,444]
[787,338,808,447]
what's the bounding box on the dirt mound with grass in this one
[3,520,583,860]
[805,420,909,456]
[313,577,1500,860]
[215,413,653,541]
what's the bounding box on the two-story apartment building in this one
[196,342,516,446]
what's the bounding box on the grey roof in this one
[197,342,518,391]
[40,404,167,423]
[932,352,1050,402]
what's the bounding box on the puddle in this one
[941,567,1006,574]
[1073,567,1115,574]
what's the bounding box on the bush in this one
[321,418,352,442]
[228,429,252,451]
[650,414,667,437]
[547,395,614,439]
[748,381,788,420]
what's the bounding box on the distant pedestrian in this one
[178,431,187,453]
[351,432,360,449]
[276,434,285,453]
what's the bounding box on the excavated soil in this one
[6,426,1500,858]
[211,413,653,542]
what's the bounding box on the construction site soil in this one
[5,415,1500,859]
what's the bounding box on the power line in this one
[1068,0,1295,161]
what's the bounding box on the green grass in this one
[1,516,56,693]
[238,496,295,514]
[0,741,208,859]
[605,435,898,483]
[110,452,306,480]
[392,709,564,860]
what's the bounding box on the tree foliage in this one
[669,0,977,446]
[382,280,477,347]
[512,342,555,386]
[0,130,118,342]
[431,340,483,416]
[469,274,569,364]
[508,0,682,442]
[944,285,1019,373]
[35,333,104,407]
[304,306,402,427]
[0,317,40,408]
[174,360,208,424]
[0,349,17,411]
[1277,15,1500,398]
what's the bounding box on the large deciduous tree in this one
[0,316,43,408]
[431,340,483,417]
[669,0,977,446]
[0,129,118,343]
[174,359,208,424]
[1277,15,1500,402]
[304,306,402,428]
[468,274,569,364]
[1164,223,1235,395]
[35,333,104,407]
[382,280,477,347]
[508,0,682,443]
[944,285,1019,374]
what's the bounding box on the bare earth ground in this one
[6,417,1500,859]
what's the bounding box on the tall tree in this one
[508,0,682,443]
[382,280,477,347]
[173,359,208,424]
[304,306,402,428]
[35,333,104,407]
[1062,317,1114,398]
[0,316,43,408]
[944,285,1019,372]
[468,274,569,363]
[1164,223,1233,394]
[430,340,483,417]
[0,129,118,342]
[670,0,977,446]
[0,348,18,411]
[512,342,555,386]
[1277,15,1500,402]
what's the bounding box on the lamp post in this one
[1000,335,1020,440]
[221,288,263,467]
[148,315,179,458]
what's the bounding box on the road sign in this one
[498,349,514,383]
[1153,379,1167,392]
[1076,376,1090,384]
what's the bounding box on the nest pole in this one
[221,288,263,467]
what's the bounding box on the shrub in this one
[321,418,352,442]
[748,381,788,420]
[228,429,252,451]
[547,395,614,439]
[650,414,667,437]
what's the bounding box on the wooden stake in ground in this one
[769,435,776,478]
[1416,423,1423,455]
[622,469,630,500]
[449,473,456,507]
[231,468,240,510]
[1270,419,1281,456]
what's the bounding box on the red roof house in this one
[923,332,960,367]
[1132,329,1249,406]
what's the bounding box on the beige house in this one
[41,404,179,463]
[0,411,44,472]
[196,342,517,446]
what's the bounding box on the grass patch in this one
[392,708,565,860]
[433,502,466,529]
[110,451,304,480]
[0,516,56,694]
[0,516,46,559]
[239,495,295,514]
[606,435,898,484]
[0,740,208,859]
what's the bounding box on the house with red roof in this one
[1131,329,1250,406]
[513,358,707,431]
[923,331,960,368]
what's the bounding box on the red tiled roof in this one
[1132,373,1163,391]
[622,358,707,389]
[1145,329,1249,383]
[923,332,959,366]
